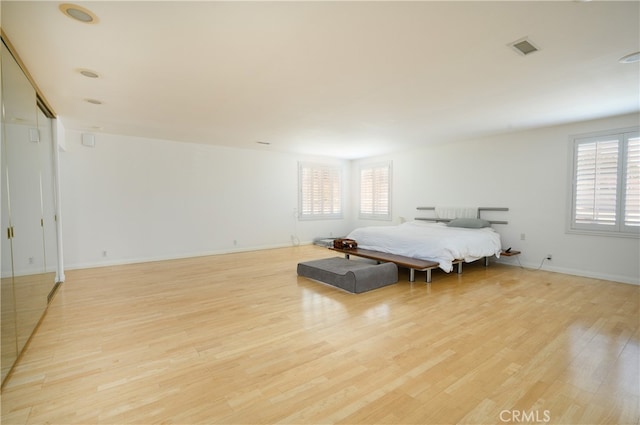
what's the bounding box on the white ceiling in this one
[2,1,639,159]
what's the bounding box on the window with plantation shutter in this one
[625,134,640,228]
[359,161,392,220]
[298,163,342,220]
[570,128,639,237]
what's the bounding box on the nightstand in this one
[501,250,521,256]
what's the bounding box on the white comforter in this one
[346,221,502,273]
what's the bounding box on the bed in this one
[343,207,506,278]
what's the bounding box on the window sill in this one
[566,228,639,239]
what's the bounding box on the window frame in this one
[359,161,392,221]
[568,126,639,238]
[297,162,343,220]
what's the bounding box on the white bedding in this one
[346,221,502,273]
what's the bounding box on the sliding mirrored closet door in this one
[1,40,59,385]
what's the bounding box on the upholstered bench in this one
[297,257,398,293]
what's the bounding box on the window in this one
[570,127,639,236]
[298,162,342,220]
[359,161,392,220]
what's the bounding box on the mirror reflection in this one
[1,41,58,384]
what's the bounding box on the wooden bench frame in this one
[330,247,440,283]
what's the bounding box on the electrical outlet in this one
[546,254,552,260]
[520,233,526,240]
[102,250,108,257]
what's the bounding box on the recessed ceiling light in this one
[79,69,100,78]
[85,98,103,105]
[59,3,98,24]
[619,51,640,64]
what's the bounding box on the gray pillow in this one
[447,218,491,228]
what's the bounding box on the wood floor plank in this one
[1,245,638,424]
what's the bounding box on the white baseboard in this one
[495,258,639,286]
[64,242,307,271]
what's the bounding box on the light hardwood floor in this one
[1,245,638,425]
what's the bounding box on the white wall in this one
[60,114,639,284]
[351,112,640,284]
[60,131,351,269]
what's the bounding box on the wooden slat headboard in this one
[415,207,509,224]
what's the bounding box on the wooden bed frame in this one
[329,247,440,282]
[330,247,488,283]
[331,207,508,283]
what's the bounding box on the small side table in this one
[501,250,521,256]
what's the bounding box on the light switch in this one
[29,128,40,143]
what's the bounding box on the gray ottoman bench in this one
[297,257,398,293]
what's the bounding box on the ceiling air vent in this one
[509,37,540,56]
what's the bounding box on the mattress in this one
[346,221,502,273]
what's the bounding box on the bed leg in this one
[426,269,432,283]
[409,269,415,282]
[484,256,489,267]
[457,262,463,274]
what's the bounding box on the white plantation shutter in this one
[571,128,639,236]
[298,163,342,219]
[624,134,640,229]
[574,137,619,226]
[360,162,392,220]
